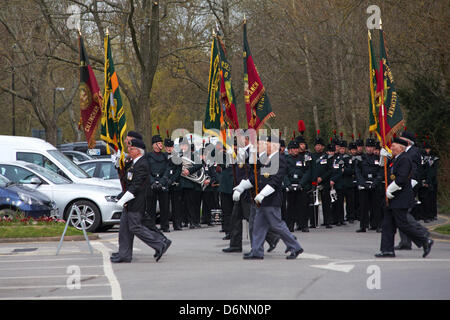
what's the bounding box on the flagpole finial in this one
[77,27,81,36]
[212,28,216,36]
[379,17,383,30]
[243,14,246,24]
[106,27,109,36]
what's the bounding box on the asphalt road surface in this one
[0,217,449,300]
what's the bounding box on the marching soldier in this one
[233,135,303,260]
[200,143,218,226]
[146,134,171,232]
[217,142,234,239]
[375,137,433,258]
[355,137,383,232]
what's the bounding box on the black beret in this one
[392,137,408,147]
[127,130,143,140]
[401,131,416,143]
[152,135,163,144]
[130,138,146,150]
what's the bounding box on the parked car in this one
[0,135,120,189]
[61,150,93,164]
[0,174,57,219]
[78,159,119,181]
[58,140,111,158]
[0,161,123,232]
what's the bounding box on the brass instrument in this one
[181,156,208,189]
[330,186,338,203]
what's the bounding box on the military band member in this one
[146,134,170,232]
[375,137,433,258]
[314,141,335,229]
[422,141,439,221]
[355,138,383,232]
[345,141,359,223]
[200,144,218,226]
[165,137,183,230]
[330,140,346,226]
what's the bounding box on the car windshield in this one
[25,164,71,184]
[47,150,90,178]
[0,174,10,187]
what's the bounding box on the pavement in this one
[0,216,449,300]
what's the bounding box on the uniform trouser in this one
[286,190,309,231]
[359,189,381,229]
[201,191,216,224]
[184,188,202,225]
[220,193,233,234]
[170,189,183,229]
[331,189,345,224]
[320,187,332,225]
[419,186,433,220]
[343,187,355,221]
[229,200,251,249]
[281,190,287,223]
[380,207,429,253]
[250,206,302,258]
[147,188,170,230]
[249,204,280,249]
[354,188,361,220]
[118,207,166,260]
[397,206,430,248]
[431,186,438,218]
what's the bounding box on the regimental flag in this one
[375,27,405,146]
[204,35,222,134]
[217,36,239,130]
[100,32,127,168]
[243,19,275,130]
[79,34,102,148]
[368,30,379,136]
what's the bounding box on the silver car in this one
[0,161,123,232]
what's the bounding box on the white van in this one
[0,135,121,190]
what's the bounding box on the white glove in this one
[111,153,120,168]
[411,179,418,188]
[380,148,392,158]
[379,155,385,167]
[116,191,135,207]
[254,185,275,204]
[232,179,253,201]
[386,181,402,200]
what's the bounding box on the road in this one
[0,217,449,300]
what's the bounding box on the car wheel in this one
[65,200,101,232]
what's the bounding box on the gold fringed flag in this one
[100,31,127,168]
[243,19,275,130]
[79,33,102,148]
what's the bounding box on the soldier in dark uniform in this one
[375,137,433,258]
[285,137,311,232]
[216,143,234,239]
[200,143,218,226]
[422,141,439,222]
[112,138,171,263]
[165,137,183,231]
[344,141,358,223]
[179,137,203,229]
[146,134,170,232]
[314,142,335,229]
[355,138,383,232]
[233,136,303,260]
[330,140,346,226]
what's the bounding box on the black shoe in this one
[267,238,280,253]
[301,228,309,233]
[348,220,354,224]
[155,239,172,262]
[341,222,347,226]
[243,254,263,260]
[286,248,304,260]
[243,251,252,257]
[173,227,182,231]
[162,229,170,233]
[222,247,242,253]
[336,222,342,226]
[326,225,333,229]
[374,252,395,258]
[110,256,132,263]
[309,225,316,228]
[222,234,231,240]
[194,224,201,228]
[394,244,411,250]
[422,239,434,258]
[424,219,431,223]
[110,252,119,258]
[189,224,196,229]
[376,228,382,233]
[356,228,366,233]
[369,227,377,231]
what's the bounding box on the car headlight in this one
[105,195,118,202]
[18,192,43,206]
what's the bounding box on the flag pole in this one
[379,18,389,206]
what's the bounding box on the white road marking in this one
[310,263,355,273]
[300,253,328,260]
[92,241,122,300]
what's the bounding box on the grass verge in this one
[0,224,87,238]
[434,224,450,235]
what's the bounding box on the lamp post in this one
[11,44,16,136]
